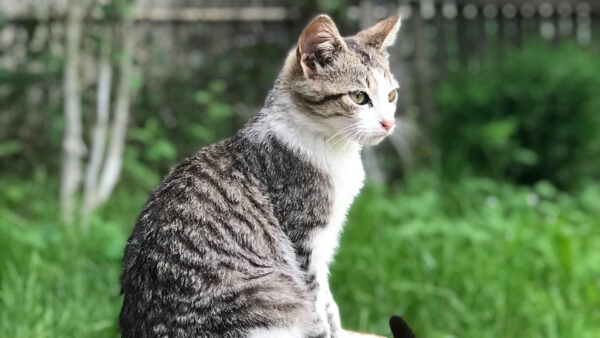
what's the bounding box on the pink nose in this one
[380,119,395,131]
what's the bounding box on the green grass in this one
[1,173,599,337]
[332,173,600,337]
[0,177,143,338]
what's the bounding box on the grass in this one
[332,173,600,337]
[0,177,142,338]
[1,172,599,337]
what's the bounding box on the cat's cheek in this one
[322,117,352,137]
[356,107,385,131]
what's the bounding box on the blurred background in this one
[1,0,599,337]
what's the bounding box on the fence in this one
[0,0,598,126]
[389,0,599,122]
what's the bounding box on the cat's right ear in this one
[355,15,401,51]
[297,14,347,78]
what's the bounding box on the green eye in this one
[349,91,369,105]
[388,89,397,102]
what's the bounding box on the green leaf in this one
[129,74,143,91]
[208,79,226,93]
[146,140,176,162]
[513,148,539,166]
[480,119,517,147]
[535,180,558,199]
[187,123,215,143]
[0,140,22,158]
[194,90,212,105]
[207,102,233,121]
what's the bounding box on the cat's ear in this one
[297,14,347,78]
[355,16,401,51]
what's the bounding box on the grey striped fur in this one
[120,14,400,338]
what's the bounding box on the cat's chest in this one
[308,150,365,269]
[326,151,365,227]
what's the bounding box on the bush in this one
[433,45,600,189]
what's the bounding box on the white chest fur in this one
[259,109,366,333]
[258,110,366,269]
[309,147,364,270]
[310,146,364,334]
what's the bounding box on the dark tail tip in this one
[389,315,415,338]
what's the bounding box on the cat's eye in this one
[388,89,397,102]
[349,91,369,105]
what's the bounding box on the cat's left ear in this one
[297,15,348,78]
[355,16,401,51]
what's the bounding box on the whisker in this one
[326,124,358,144]
[340,129,361,152]
[330,126,360,146]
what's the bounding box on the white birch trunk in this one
[97,15,135,204]
[82,29,112,224]
[60,2,85,223]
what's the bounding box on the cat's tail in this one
[389,315,415,338]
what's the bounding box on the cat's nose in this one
[380,119,395,131]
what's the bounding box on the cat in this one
[119,14,400,338]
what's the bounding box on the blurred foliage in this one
[125,42,285,184]
[0,0,138,176]
[2,172,599,337]
[333,172,600,337]
[0,33,287,182]
[1,3,600,336]
[291,0,354,27]
[433,45,600,189]
[0,174,144,338]
[0,41,63,174]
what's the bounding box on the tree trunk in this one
[82,28,112,225]
[60,1,85,223]
[97,14,135,204]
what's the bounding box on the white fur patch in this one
[311,142,363,333]
[256,93,366,334]
[371,68,397,123]
[310,146,364,269]
[257,97,365,274]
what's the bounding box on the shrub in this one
[433,45,600,189]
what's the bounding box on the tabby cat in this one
[119,14,401,338]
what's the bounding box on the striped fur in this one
[119,14,400,338]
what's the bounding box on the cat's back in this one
[119,137,309,337]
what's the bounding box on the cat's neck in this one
[245,91,362,170]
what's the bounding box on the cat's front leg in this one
[323,283,342,337]
[313,267,341,337]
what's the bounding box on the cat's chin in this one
[358,133,389,146]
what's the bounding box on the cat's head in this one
[283,14,401,146]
